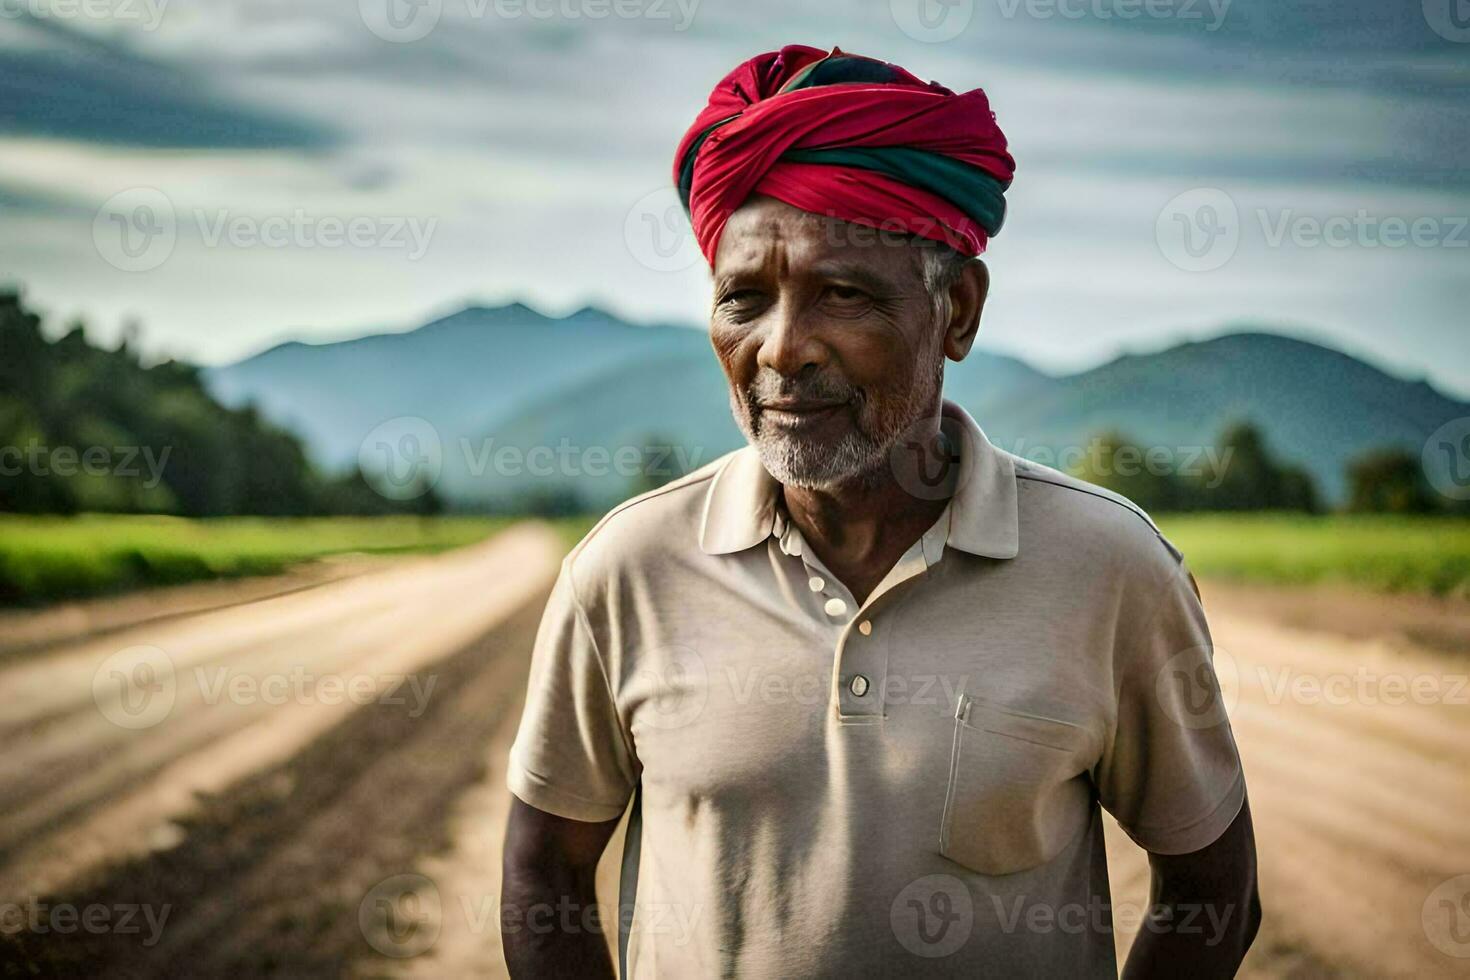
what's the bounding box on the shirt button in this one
[858,620,872,636]
[808,576,825,592]
[849,674,870,697]
[823,597,847,617]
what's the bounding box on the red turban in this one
[674,45,1016,264]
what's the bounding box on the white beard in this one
[730,332,945,491]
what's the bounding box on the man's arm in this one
[502,796,622,979]
[1123,795,1262,979]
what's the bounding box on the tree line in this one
[0,290,440,517]
[1071,424,1463,515]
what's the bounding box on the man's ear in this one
[943,259,989,362]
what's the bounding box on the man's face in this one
[709,196,948,490]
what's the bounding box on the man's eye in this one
[826,285,869,303]
[720,290,764,308]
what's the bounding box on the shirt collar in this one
[698,399,1019,560]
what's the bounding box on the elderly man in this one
[502,45,1259,978]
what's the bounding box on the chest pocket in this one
[939,695,1095,876]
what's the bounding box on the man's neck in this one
[781,430,957,605]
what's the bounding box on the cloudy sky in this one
[2,0,1467,395]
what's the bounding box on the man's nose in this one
[755,302,827,378]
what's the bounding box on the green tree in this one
[0,289,437,518]
[1071,422,1319,514]
[1346,448,1436,514]
[1069,431,1187,513]
[1201,422,1319,513]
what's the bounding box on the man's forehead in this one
[713,197,918,278]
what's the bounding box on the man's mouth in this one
[756,399,848,427]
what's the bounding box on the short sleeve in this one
[1096,561,1246,855]
[507,559,637,823]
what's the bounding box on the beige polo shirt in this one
[508,400,1245,978]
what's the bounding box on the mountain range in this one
[202,304,1469,509]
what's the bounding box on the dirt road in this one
[1107,582,1470,978]
[0,523,565,976]
[0,530,1466,977]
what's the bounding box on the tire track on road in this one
[0,524,562,910]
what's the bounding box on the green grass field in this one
[1158,514,1470,598]
[1,512,1466,606]
[0,514,513,604]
